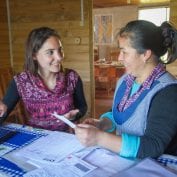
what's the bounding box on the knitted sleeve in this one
[73,76,87,121]
[2,78,20,118]
[137,85,177,158]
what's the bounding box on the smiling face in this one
[34,36,64,74]
[118,36,146,78]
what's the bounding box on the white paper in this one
[13,131,84,165]
[112,158,177,177]
[52,112,76,128]
[24,155,97,177]
[81,148,136,177]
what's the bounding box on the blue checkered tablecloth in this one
[157,154,177,172]
[0,123,48,176]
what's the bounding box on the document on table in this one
[24,155,97,177]
[81,148,136,177]
[13,131,84,165]
[112,158,177,177]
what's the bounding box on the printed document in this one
[24,155,97,177]
[81,148,135,177]
[13,131,84,165]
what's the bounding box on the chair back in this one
[0,67,26,124]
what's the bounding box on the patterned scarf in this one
[118,63,166,112]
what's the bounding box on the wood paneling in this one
[170,0,177,28]
[8,0,93,117]
[1,0,176,119]
[0,0,93,117]
[0,0,11,67]
[167,0,177,77]
[93,0,170,8]
[9,0,91,75]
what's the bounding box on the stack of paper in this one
[13,131,84,166]
[24,155,97,177]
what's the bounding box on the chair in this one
[95,65,112,95]
[0,67,26,124]
[108,66,118,91]
[94,46,99,61]
[95,64,125,96]
[109,49,119,62]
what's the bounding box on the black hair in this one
[119,20,177,64]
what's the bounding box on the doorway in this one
[92,6,137,118]
[92,5,170,118]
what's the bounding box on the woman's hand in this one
[82,118,100,127]
[0,101,7,117]
[64,109,79,120]
[63,109,79,134]
[75,124,102,147]
[82,117,113,131]
[75,123,122,153]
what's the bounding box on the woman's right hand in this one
[82,118,100,127]
[0,101,7,117]
[75,123,102,147]
[82,117,113,131]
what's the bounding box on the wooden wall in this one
[1,0,177,119]
[170,0,177,27]
[166,0,177,77]
[1,0,94,117]
[0,0,11,67]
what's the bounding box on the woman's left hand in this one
[64,109,79,134]
[75,124,101,147]
[64,109,79,120]
[0,101,7,117]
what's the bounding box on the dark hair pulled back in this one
[119,20,177,64]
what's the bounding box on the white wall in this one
[93,5,138,59]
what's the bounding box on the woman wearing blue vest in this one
[75,20,177,159]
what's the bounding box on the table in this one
[1,123,177,177]
[94,64,125,95]
[0,123,136,177]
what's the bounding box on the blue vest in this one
[112,72,177,136]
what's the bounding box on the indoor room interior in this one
[93,0,172,118]
[0,0,177,119]
[1,0,177,176]
[0,0,176,120]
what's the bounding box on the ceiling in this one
[93,0,170,8]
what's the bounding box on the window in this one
[138,7,170,26]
